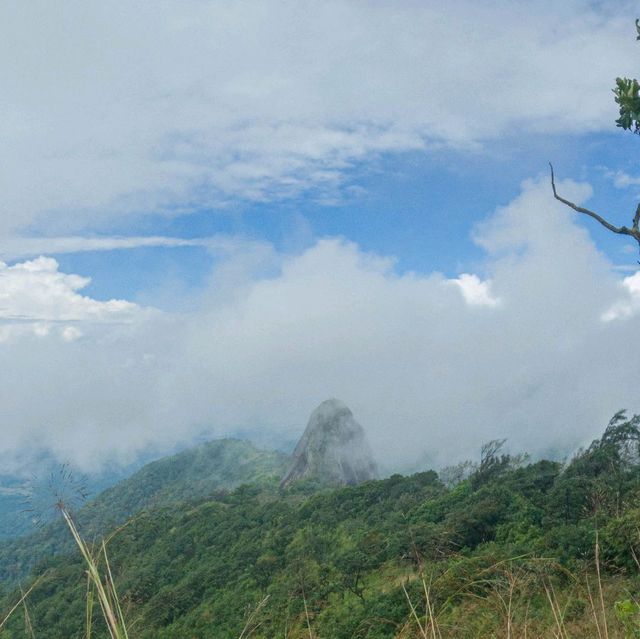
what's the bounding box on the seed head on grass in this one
[21,461,89,529]
[22,463,128,639]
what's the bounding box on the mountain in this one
[80,438,289,533]
[4,445,639,639]
[280,399,378,489]
[2,470,447,639]
[0,438,289,583]
[4,414,640,638]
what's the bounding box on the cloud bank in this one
[1,178,640,474]
[0,1,637,234]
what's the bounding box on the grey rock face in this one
[280,399,378,489]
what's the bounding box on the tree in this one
[550,19,640,252]
[613,20,640,135]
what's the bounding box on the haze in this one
[1,1,639,475]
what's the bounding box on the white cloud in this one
[602,271,640,321]
[0,1,636,234]
[0,256,145,342]
[1,177,640,475]
[450,274,500,307]
[607,170,640,189]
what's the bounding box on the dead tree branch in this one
[549,163,640,249]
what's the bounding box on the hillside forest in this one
[1,412,640,637]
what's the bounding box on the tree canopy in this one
[614,20,640,134]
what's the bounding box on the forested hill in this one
[4,413,640,638]
[80,438,289,530]
[0,439,289,583]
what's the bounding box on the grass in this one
[396,551,640,639]
[58,501,129,639]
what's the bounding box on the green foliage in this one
[615,599,640,638]
[614,77,640,133]
[5,415,640,636]
[550,411,640,523]
[614,21,640,134]
[0,439,288,585]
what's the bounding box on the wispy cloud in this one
[604,169,640,189]
[0,236,209,262]
[0,2,636,234]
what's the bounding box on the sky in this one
[2,1,640,475]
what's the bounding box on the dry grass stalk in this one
[543,580,568,639]
[402,580,428,639]
[20,585,35,639]
[86,572,95,639]
[585,573,604,639]
[58,503,129,639]
[421,576,441,639]
[0,571,47,632]
[594,530,610,639]
[301,585,314,639]
[238,595,269,639]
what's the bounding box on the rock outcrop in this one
[280,399,378,489]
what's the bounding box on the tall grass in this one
[57,501,129,639]
[396,548,640,639]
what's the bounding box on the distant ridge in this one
[80,438,289,531]
[280,399,378,489]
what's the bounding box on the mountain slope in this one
[80,438,289,532]
[3,454,638,639]
[6,414,640,638]
[0,438,289,583]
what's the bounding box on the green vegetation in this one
[79,438,289,531]
[614,20,640,134]
[0,439,288,584]
[3,414,640,637]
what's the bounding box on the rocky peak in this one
[280,399,378,489]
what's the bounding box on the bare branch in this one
[549,163,640,247]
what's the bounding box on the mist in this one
[0,177,638,475]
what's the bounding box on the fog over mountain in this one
[1,177,639,475]
[2,1,640,477]
[280,399,378,488]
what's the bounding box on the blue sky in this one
[52,128,640,306]
[3,1,640,473]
